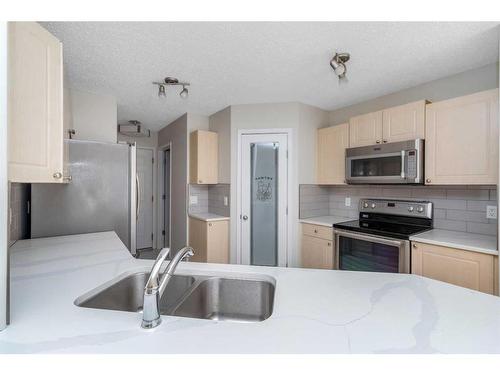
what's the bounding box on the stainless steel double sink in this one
[75,271,275,323]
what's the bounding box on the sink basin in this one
[172,277,275,322]
[75,272,195,313]
[75,272,275,323]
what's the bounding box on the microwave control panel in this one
[407,150,417,178]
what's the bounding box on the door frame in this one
[136,146,156,250]
[236,128,293,267]
[157,142,172,250]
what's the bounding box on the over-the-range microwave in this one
[345,139,424,184]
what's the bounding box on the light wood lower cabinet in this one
[411,241,497,295]
[301,224,334,269]
[188,217,229,263]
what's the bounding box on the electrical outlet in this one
[189,195,198,205]
[486,205,497,219]
[345,197,351,207]
[224,196,229,206]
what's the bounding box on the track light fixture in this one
[330,52,350,83]
[153,77,190,99]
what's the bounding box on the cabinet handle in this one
[412,243,417,249]
[327,242,331,246]
[426,179,431,183]
[198,180,203,184]
[208,223,212,227]
[53,172,62,179]
[376,140,381,144]
[314,229,318,233]
[382,140,388,143]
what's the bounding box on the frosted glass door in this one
[240,133,288,267]
[250,142,278,266]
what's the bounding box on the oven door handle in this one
[333,229,406,247]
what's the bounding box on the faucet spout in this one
[141,246,194,329]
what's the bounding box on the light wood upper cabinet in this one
[190,130,218,184]
[317,123,349,185]
[349,101,426,147]
[411,241,497,295]
[189,217,229,264]
[382,100,426,143]
[349,110,383,147]
[8,22,66,183]
[301,224,334,269]
[425,89,499,185]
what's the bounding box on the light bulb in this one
[179,86,188,99]
[158,85,166,97]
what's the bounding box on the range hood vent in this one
[118,120,150,138]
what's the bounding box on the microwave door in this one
[346,151,406,184]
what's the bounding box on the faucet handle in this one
[145,247,171,291]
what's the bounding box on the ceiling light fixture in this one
[153,77,190,99]
[179,85,189,99]
[330,52,350,83]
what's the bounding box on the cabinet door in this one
[411,241,495,294]
[8,22,65,183]
[382,100,426,143]
[425,89,499,185]
[206,220,229,264]
[190,130,218,184]
[188,217,208,262]
[301,235,334,269]
[349,111,383,147]
[317,123,349,185]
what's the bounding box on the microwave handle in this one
[400,150,405,179]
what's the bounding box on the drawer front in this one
[301,223,333,240]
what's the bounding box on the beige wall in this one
[329,63,499,125]
[158,114,188,253]
[65,88,118,143]
[209,107,231,184]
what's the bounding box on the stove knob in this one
[417,206,424,213]
[371,203,376,209]
[363,202,369,208]
[408,206,414,212]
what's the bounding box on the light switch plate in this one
[486,205,497,219]
[189,195,198,205]
[345,197,351,207]
[224,196,229,206]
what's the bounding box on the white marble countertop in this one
[188,212,230,222]
[2,231,500,354]
[299,215,352,227]
[410,229,498,256]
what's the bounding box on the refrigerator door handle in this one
[136,173,141,221]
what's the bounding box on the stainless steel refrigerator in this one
[31,139,137,255]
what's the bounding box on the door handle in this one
[400,151,406,179]
[242,215,249,221]
[136,174,141,221]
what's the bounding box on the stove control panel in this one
[359,199,433,219]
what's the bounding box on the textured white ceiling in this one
[41,22,499,131]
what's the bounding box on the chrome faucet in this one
[141,246,194,329]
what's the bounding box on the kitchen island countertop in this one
[2,231,500,354]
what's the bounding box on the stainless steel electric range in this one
[333,199,433,274]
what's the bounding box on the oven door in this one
[334,229,410,273]
[346,151,408,184]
